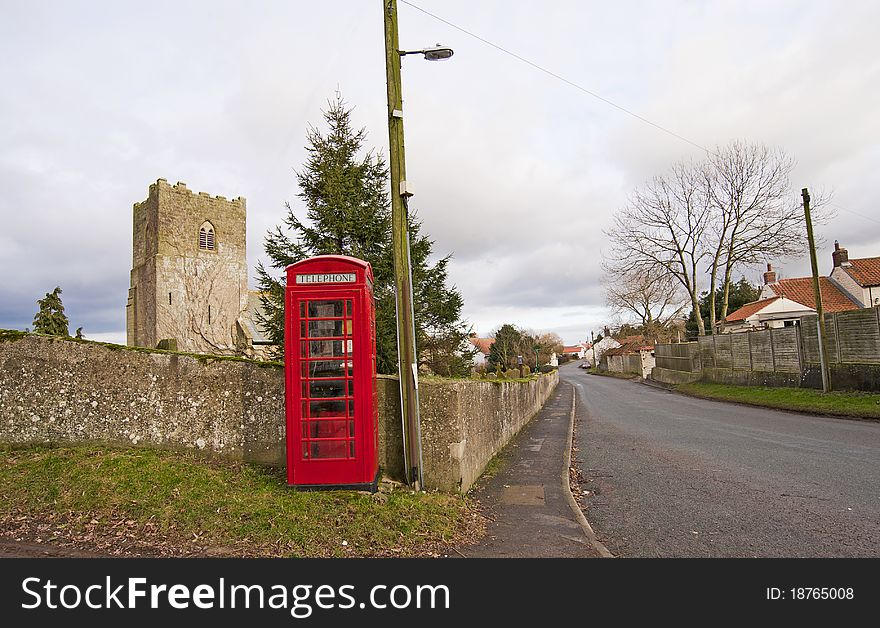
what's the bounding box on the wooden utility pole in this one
[383,0,423,488]
[803,187,831,392]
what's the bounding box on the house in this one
[721,244,868,333]
[828,241,880,308]
[600,337,655,378]
[588,336,621,365]
[561,345,587,359]
[468,334,495,367]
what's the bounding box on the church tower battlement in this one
[126,178,249,354]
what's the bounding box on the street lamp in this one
[383,0,453,490]
[400,44,454,61]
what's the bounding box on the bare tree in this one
[607,141,830,336]
[602,262,688,330]
[521,330,564,367]
[606,159,712,335]
[706,141,830,324]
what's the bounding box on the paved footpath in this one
[460,381,601,558]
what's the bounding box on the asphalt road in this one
[564,366,880,557]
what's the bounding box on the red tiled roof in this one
[770,277,860,313]
[603,341,654,356]
[562,346,583,354]
[724,297,780,322]
[618,335,646,345]
[468,337,495,355]
[844,257,880,287]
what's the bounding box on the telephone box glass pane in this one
[311,440,349,459]
[308,340,347,357]
[309,380,346,398]
[309,420,349,439]
[308,300,344,318]
[308,320,344,338]
[309,399,346,417]
[306,360,346,379]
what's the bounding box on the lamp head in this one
[400,44,454,61]
[422,44,454,61]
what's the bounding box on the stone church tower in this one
[126,179,250,355]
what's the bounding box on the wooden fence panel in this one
[771,327,800,372]
[836,308,880,363]
[750,330,773,371]
[731,334,751,370]
[714,334,733,369]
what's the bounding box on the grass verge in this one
[676,382,880,420]
[0,445,483,557]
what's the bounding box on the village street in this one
[565,365,880,557]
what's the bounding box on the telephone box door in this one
[284,256,379,490]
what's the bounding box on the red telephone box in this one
[284,255,380,490]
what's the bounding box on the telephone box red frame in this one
[284,255,380,491]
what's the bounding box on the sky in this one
[1,0,879,345]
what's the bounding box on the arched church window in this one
[199,222,216,251]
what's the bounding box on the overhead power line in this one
[399,0,711,154]
[401,2,880,229]
[831,204,880,226]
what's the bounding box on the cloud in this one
[1,1,878,346]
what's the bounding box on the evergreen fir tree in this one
[257,93,472,375]
[488,324,523,371]
[32,286,69,336]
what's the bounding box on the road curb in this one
[562,383,615,558]
[639,377,675,391]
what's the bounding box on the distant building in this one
[589,336,621,365]
[468,334,495,367]
[561,345,587,359]
[126,179,272,359]
[601,338,655,378]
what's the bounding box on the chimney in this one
[832,240,849,268]
[763,263,777,285]
[603,325,610,338]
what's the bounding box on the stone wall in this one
[0,332,287,466]
[0,332,555,493]
[650,366,701,385]
[417,372,558,492]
